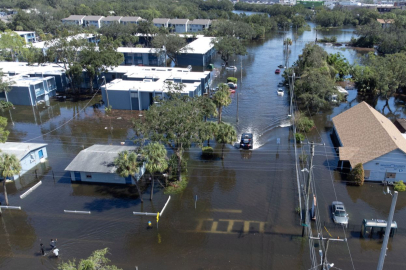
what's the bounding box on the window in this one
[386,172,396,179]
[131,92,138,98]
[364,170,370,179]
[86,174,92,179]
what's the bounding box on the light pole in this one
[377,191,398,270]
[102,76,110,108]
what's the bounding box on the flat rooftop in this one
[31,33,95,49]
[102,78,200,94]
[181,36,215,54]
[0,62,66,75]
[117,47,155,53]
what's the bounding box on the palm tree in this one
[114,150,144,203]
[284,38,292,53]
[215,123,237,159]
[142,143,168,200]
[213,84,231,124]
[0,153,21,206]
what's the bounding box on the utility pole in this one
[302,142,324,237]
[310,235,346,270]
[377,191,398,270]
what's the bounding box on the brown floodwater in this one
[1,23,406,270]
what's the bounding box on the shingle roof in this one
[188,19,211,25]
[62,15,86,21]
[121,16,142,22]
[0,142,47,160]
[84,16,104,21]
[153,18,170,24]
[332,101,406,167]
[65,144,139,174]
[101,16,122,22]
[169,19,189,24]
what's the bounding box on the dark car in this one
[240,133,253,149]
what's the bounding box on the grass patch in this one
[164,176,189,195]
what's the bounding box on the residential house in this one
[101,16,122,27]
[120,16,143,25]
[15,31,36,43]
[377,18,394,28]
[1,75,57,106]
[188,19,211,32]
[83,16,104,28]
[0,142,47,180]
[169,19,189,33]
[61,15,86,26]
[332,101,406,182]
[177,36,216,67]
[65,144,145,184]
[153,18,170,28]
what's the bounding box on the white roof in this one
[31,33,95,49]
[0,142,47,160]
[14,31,35,35]
[102,78,200,94]
[117,47,154,53]
[0,61,66,75]
[181,36,214,54]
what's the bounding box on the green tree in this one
[327,53,350,80]
[211,36,247,63]
[213,84,232,123]
[198,96,217,122]
[137,21,158,47]
[58,248,121,270]
[348,163,364,186]
[79,37,124,92]
[198,121,219,147]
[0,30,27,61]
[142,142,168,200]
[114,150,144,203]
[0,153,21,206]
[133,82,204,182]
[215,123,237,159]
[152,34,189,67]
[98,23,138,46]
[0,117,9,143]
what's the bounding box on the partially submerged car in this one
[332,201,349,227]
[240,133,253,149]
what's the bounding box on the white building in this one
[0,142,48,180]
[120,16,143,25]
[333,101,406,182]
[101,16,122,26]
[169,19,189,33]
[61,15,86,26]
[153,18,170,28]
[83,16,104,28]
[188,19,211,32]
[14,31,36,43]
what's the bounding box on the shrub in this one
[295,114,314,133]
[394,181,406,192]
[164,176,188,195]
[295,133,305,144]
[319,36,337,43]
[202,146,214,158]
[348,163,364,186]
[299,153,308,163]
[0,101,13,111]
[227,77,238,84]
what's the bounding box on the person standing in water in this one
[40,243,45,256]
[50,239,57,249]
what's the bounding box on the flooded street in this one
[1,24,406,269]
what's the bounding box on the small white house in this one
[169,19,189,33]
[333,101,406,182]
[65,144,145,184]
[83,16,104,28]
[120,16,143,25]
[0,142,48,180]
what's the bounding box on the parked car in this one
[240,133,253,149]
[332,201,349,227]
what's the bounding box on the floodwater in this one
[1,23,406,269]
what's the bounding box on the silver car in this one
[332,201,349,227]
